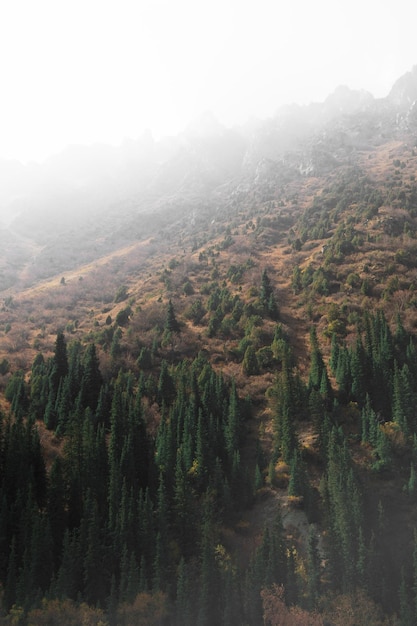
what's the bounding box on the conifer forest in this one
[4,69,417,624]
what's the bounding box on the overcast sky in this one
[0,0,415,163]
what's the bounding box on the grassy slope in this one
[2,130,417,589]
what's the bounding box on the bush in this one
[114,285,129,303]
[182,280,194,296]
[242,345,259,375]
[256,346,275,369]
[185,299,206,325]
[116,306,132,327]
[0,358,10,375]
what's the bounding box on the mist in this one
[1,0,416,164]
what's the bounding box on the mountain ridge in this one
[2,65,417,624]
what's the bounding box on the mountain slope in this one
[2,66,417,624]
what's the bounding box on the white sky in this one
[0,0,415,163]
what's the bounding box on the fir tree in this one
[242,345,259,376]
[165,299,180,334]
[308,327,326,391]
[306,524,321,609]
[399,567,413,626]
[80,343,102,411]
[260,269,273,308]
[53,331,69,386]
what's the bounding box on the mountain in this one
[2,66,417,624]
[387,64,417,109]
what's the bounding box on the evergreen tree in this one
[47,457,67,567]
[260,269,273,308]
[176,557,193,626]
[329,332,340,374]
[53,331,69,387]
[157,360,176,406]
[4,536,17,611]
[308,327,326,391]
[80,343,102,411]
[306,524,321,609]
[165,299,180,334]
[224,380,240,459]
[350,336,367,405]
[399,566,413,626]
[412,528,417,623]
[288,448,308,501]
[242,345,259,376]
[197,517,220,626]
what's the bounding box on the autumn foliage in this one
[261,585,323,626]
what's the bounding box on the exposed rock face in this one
[387,65,417,110]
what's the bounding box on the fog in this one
[0,0,415,164]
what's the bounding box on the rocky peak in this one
[387,65,417,110]
[323,85,374,117]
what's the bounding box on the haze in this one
[0,0,415,164]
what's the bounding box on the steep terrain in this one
[2,67,417,624]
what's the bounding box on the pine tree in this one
[260,269,273,309]
[412,528,417,623]
[399,566,413,626]
[394,312,408,353]
[165,299,180,334]
[308,327,326,391]
[224,380,240,459]
[242,345,259,376]
[176,557,193,626]
[174,448,194,556]
[53,331,69,386]
[350,336,367,405]
[288,448,307,500]
[335,345,352,403]
[47,457,67,567]
[4,536,18,611]
[306,524,321,608]
[79,343,102,412]
[329,332,340,374]
[197,518,220,626]
[157,360,176,406]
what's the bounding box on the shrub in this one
[116,306,132,327]
[114,285,128,303]
[185,299,206,325]
[182,280,194,296]
[0,358,10,375]
[242,345,259,375]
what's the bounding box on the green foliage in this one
[115,306,132,327]
[242,345,259,376]
[137,346,152,370]
[0,357,10,375]
[182,280,194,296]
[291,265,302,294]
[114,285,129,303]
[185,298,206,324]
[165,299,180,334]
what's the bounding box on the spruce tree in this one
[80,343,102,411]
[165,299,180,334]
[242,345,259,376]
[308,327,326,391]
[53,331,69,386]
[176,557,193,626]
[306,524,321,609]
[260,269,273,309]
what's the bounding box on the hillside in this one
[2,68,417,624]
